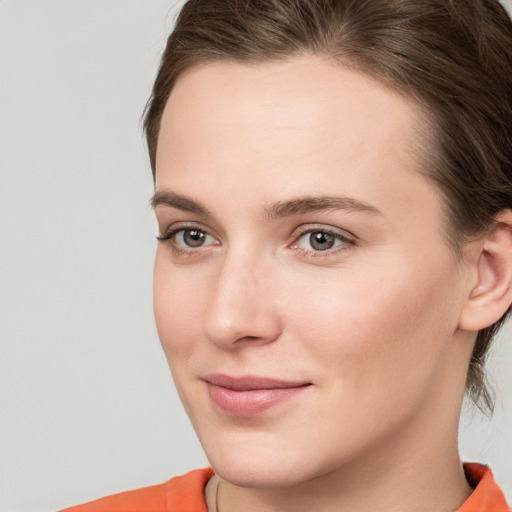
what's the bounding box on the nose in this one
[203,253,283,349]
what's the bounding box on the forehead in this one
[156,57,441,232]
[163,57,421,132]
[157,57,427,175]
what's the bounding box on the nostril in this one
[235,335,265,344]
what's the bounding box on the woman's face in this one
[153,58,474,486]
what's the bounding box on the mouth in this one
[203,374,312,416]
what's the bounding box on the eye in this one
[157,226,218,250]
[176,229,210,248]
[293,228,354,253]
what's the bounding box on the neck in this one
[213,442,471,512]
[209,398,473,512]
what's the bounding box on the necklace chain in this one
[210,475,220,512]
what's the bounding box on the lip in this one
[204,374,311,417]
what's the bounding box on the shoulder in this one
[59,468,214,512]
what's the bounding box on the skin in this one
[152,57,482,512]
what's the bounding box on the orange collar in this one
[457,463,510,512]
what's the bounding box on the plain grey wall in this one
[0,1,510,511]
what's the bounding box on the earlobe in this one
[459,210,512,332]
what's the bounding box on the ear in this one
[459,210,512,331]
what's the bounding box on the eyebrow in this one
[151,190,381,218]
[264,196,382,219]
[151,191,211,216]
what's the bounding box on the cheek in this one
[153,254,206,361]
[287,255,462,393]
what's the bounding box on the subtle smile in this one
[204,374,312,417]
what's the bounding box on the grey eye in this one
[309,232,336,251]
[181,229,207,248]
[295,229,351,253]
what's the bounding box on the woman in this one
[63,0,512,510]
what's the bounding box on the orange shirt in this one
[61,464,509,512]
[459,464,510,512]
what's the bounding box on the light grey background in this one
[0,1,511,511]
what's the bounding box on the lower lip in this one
[206,383,309,416]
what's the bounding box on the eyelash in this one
[291,226,355,257]
[157,223,216,257]
[157,224,356,258]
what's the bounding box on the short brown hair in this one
[144,0,512,413]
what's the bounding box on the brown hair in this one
[144,0,512,413]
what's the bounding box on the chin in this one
[210,453,313,489]
[198,427,341,489]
